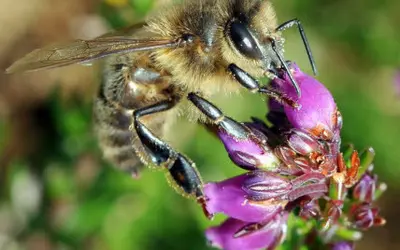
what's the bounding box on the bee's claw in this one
[197,196,214,220]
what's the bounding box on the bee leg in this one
[133,100,176,166]
[276,18,318,76]
[188,93,249,140]
[228,64,300,109]
[133,101,211,219]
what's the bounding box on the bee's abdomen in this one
[93,97,143,175]
[94,56,174,174]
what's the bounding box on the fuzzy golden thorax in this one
[146,0,284,97]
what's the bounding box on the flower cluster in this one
[203,64,386,250]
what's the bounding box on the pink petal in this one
[204,174,285,222]
[206,214,288,250]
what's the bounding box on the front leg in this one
[228,64,299,109]
[133,100,210,218]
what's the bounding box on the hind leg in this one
[132,99,211,218]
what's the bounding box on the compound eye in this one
[229,19,263,59]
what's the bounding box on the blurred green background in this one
[0,0,399,249]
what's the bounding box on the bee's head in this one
[226,16,284,73]
[223,1,283,73]
[223,0,315,96]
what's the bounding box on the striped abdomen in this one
[93,53,177,175]
[93,95,142,175]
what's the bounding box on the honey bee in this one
[6,0,316,214]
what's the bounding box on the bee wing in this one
[6,36,179,73]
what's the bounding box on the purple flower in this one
[349,203,385,230]
[330,241,355,250]
[352,173,376,203]
[299,199,321,219]
[206,213,288,250]
[270,63,341,140]
[242,171,292,201]
[196,62,386,250]
[286,129,323,155]
[244,171,327,202]
[204,171,327,223]
[204,174,286,222]
[218,127,280,171]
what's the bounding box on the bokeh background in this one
[0,0,399,249]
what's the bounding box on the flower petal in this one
[330,241,355,250]
[270,63,339,139]
[206,214,288,250]
[204,174,285,222]
[286,129,322,155]
[218,128,280,171]
[349,203,380,230]
[353,173,376,203]
[242,171,291,201]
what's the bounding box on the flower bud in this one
[293,156,318,172]
[242,171,292,201]
[299,199,321,219]
[286,129,322,155]
[270,63,340,139]
[218,127,280,171]
[321,200,343,231]
[329,241,355,250]
[206,213,288,250]
[353,173,376,203]
[350,203,382,230]
[274,146,298,167]
[204,174,285,222]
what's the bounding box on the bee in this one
[6,0,316,215]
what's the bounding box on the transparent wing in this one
[6,35,178,73]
